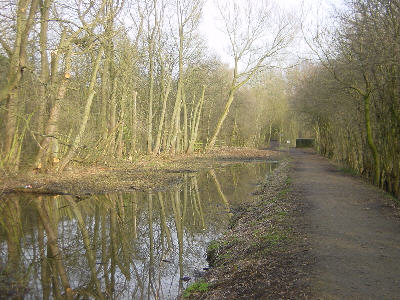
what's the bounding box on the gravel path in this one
[291,149,400,299]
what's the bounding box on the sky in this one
[199,0,345,66]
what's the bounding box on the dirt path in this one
[291,149,400,299]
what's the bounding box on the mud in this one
[0,147,278,196]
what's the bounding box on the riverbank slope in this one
[182,160,310,299]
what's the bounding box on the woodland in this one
[0,0,399,198]
[0,0,295,173]
[293,0,400,198]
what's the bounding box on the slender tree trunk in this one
[364,92,381,185]
[182,90,188,151]
[168,25,184,153]
[37,0,52,135]
[100,56,110,140]
[147,48,155,154]
[131,91,138,155]
[3,0,39,160]
[153,69,172,154]
[116,94,126,159]
[187,86,205,153]
[207,87,235,149]
[108,76,118,155]
[0,0,39,103]
[35,43,72,170]
[57,48,103,172]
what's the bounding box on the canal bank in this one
[182,160,311,299]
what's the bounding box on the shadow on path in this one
[291,149,400,299]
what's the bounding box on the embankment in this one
[182,160,310,299]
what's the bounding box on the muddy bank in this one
[182,160,310,299]
[0,147,279,196]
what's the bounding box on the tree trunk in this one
[108,76,118,155]
[207,87,235,149]
[168,25,184,153]
[364,92,381,185]
[187,86,205,153]
[0,0,39,104]
[35,43,72,170]
[116,95,126,159]
[153,68,172,154]
[182,90,188,151]
[57,48,103,172]
[37,0,52,135]
[3,0,39,161]
[147,46,155,154]
[130,91,138,155]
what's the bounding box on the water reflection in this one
[0,162,277,299]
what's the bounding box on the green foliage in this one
[296,138,315,148]
[182,280,210,298]
[206,240,221,266]
[262,231,287,246]
[290,0,400,199]
[339,166,359,177]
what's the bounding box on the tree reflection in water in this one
[0,162,277,299]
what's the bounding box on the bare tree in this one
[206,0,294,149]
[0,0,39,169]
[167,0,204,153]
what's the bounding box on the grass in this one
[207,240,220,252]
[278,188,290,197]
[339,166,359,177]
[262,231,287,246]
[206,240,221,266]
[182,280,210,298]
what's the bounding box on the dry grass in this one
[0,147,277,196]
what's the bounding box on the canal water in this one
[0,162,277,299]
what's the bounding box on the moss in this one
[223,236,240,247]
[262,231,287,246]
[339,166,359,177]
[278,188,290,197]
[182,280,210,298]
[206,240,221,266]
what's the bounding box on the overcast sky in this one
[199,0,345,66]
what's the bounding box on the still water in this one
[0,162,277,299]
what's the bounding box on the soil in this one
[291,148,400,299]
[0,147,278,196]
